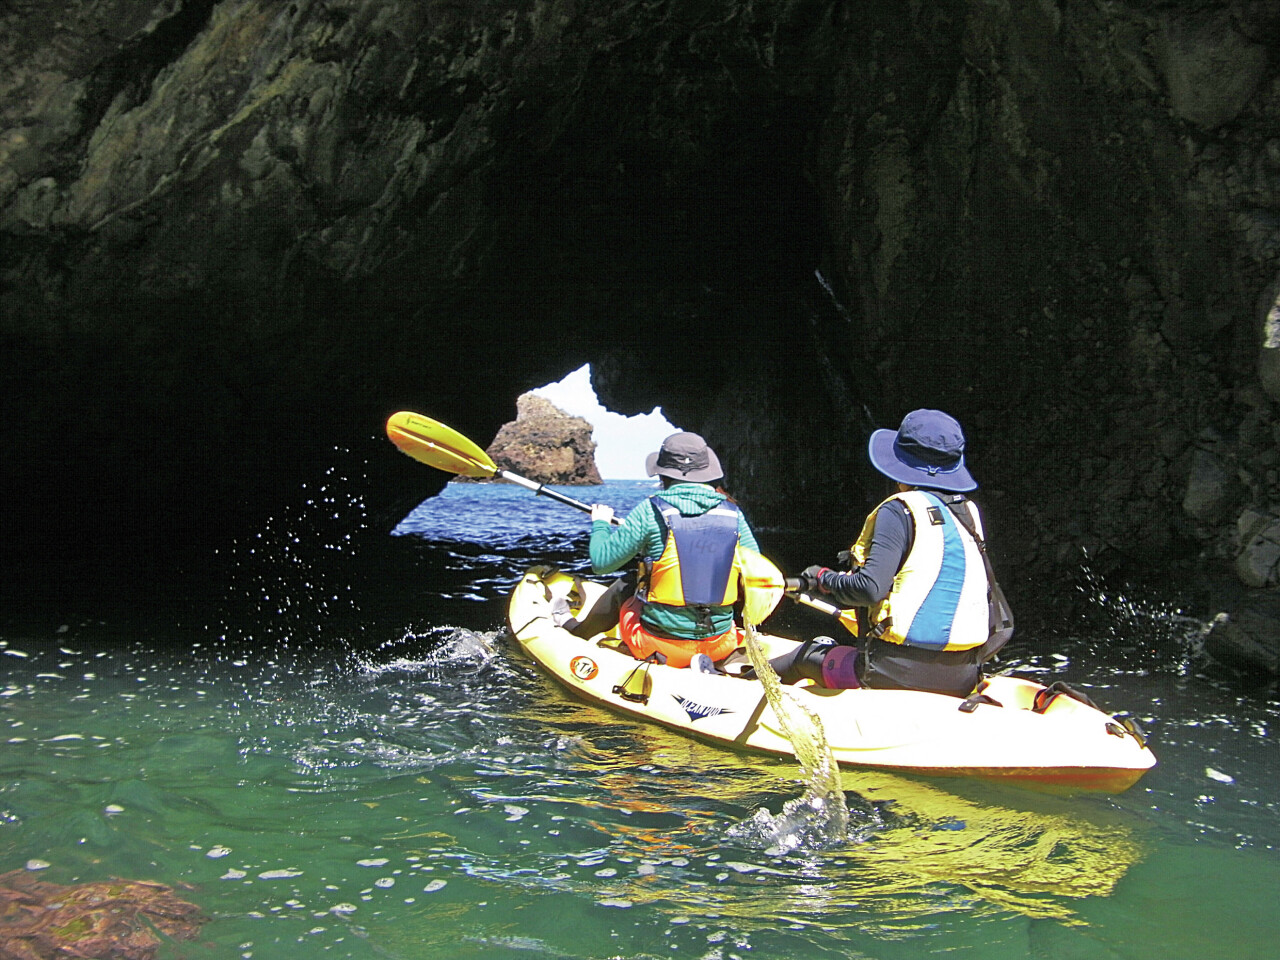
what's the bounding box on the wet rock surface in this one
[1,1,1279,674]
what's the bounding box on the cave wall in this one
[1,0,1278,603]
[803,0,1280,582]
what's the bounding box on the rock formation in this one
[1,1,1279,674]
[484,395,602,486]
[0,870,205,959]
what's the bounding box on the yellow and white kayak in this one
[507,566,1157,792]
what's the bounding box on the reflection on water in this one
[516,688,1140,924]
[0,478,1277,958]
[844,773,1140,922]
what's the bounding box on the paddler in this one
[774,409,1013,697]
[563,432,760,669]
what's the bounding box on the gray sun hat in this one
[645,432,724,483]
[867,409,977,492]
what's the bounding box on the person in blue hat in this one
[776,409,1011,697]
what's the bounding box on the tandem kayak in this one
[507,565,1157,792]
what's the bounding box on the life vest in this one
[640,496,742,609]
[851,490,989,651]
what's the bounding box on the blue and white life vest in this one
[851,490,988,651]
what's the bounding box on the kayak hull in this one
[507,566,1157,792]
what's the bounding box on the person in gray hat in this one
[568,432,760,668]
[774,409,1012,697]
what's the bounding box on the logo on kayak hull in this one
[673,694,732,722]
[569,656,598,681]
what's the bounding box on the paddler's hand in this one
[590,504,614,524]
[799,565,832,594]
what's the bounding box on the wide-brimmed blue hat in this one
[868,409,977,492]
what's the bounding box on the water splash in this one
[1071,555,1211,676]
[212,448,372,652]
[350,626,502,679]
[726,622,850,854]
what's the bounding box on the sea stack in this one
[485,394,603,485]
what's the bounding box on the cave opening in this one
[529,364,677,481]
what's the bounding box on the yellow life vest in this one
[851,490,989,651]
[642,497,742,608]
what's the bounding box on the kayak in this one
[507,565,1157,792]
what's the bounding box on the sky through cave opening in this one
[531,364,677,479]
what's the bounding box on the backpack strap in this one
[937,495,1015,662]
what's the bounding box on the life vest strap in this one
[612,654,661,704]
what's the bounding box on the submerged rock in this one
[485,394,602,486]
[0,871,205,959]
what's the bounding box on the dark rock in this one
[1155,6,1270,130]
[0,0,1279,685]
[1235,508,1280,588]
[485,394,602,486]
[1259,282,1280,403]
[1183,448,1238,524]
[1205,602,1280,677]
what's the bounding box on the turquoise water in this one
[1,478,1277,958]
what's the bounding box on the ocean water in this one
[1,475,1277,959]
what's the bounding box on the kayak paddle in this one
[784,578,860,636]
[386,410,786,618]
[386,411,608,519]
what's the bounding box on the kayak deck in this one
[507,566,1157,792]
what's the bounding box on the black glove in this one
[799,564,832,594]
[836,549,852,569]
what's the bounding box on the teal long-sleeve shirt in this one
[589,482,760,640]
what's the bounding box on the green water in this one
[1,617,1276,960]
[1,477,1277,958]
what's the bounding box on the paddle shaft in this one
[498,470,621,526]
[785,579,849,618]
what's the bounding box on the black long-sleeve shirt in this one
[817,498,913,606]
